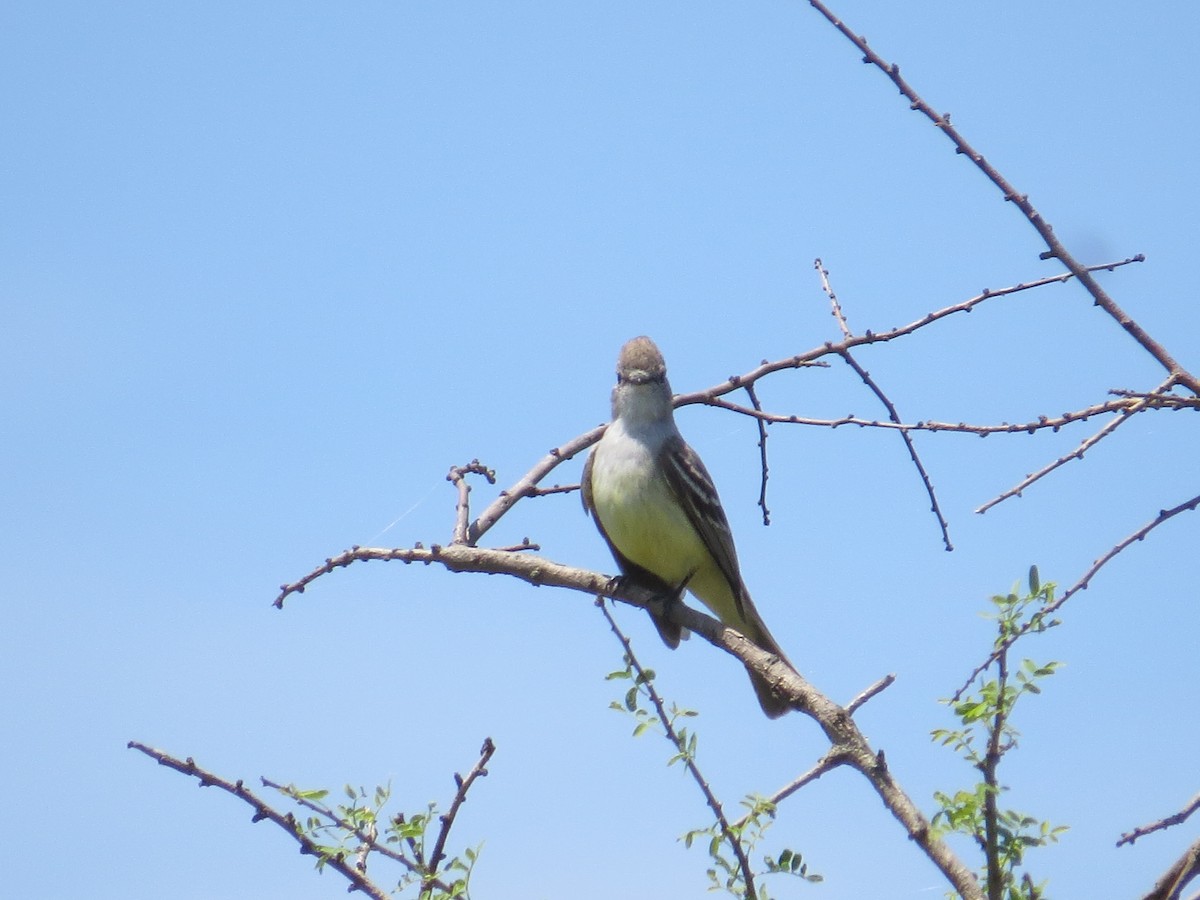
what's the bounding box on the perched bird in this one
[581,336,793,718]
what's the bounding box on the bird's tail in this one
[739,612,794,719]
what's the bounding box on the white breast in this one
[589,422,707,585]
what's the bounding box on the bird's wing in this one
[659,434,748,619]
[580,449,595,514]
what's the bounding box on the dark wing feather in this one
[659,434,748,619]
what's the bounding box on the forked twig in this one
[976,378,1177,514]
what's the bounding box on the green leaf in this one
[624,686,639,711]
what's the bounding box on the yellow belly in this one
[589,438,708,587]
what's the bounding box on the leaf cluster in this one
[930,568,1068,900]
[276,781,480,899]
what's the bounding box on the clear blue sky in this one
[3,2,1197,898]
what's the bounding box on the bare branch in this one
[837,348,953,550]
[809,259,953,548]
[128,742,393,900]
[804,0,1200,395]
[735,751,849,831]
[1120,793,1200,847]
[815,257,853,341]
[447,460,495,545]
[976,379,1177,514]
[845,673,896,716]
[743,382,772,525]
[428,737,496,878]
[466,426,605,546]
[705,391,1196,437]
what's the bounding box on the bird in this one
[581,336,793,718]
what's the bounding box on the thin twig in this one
[427,737,496,876]
[976,378,1177,514]
[704,390,1195,437]
[597,599,758,899]
[804,0,1200,396]
[952,492,1200,700]
[744,382,772,525]
[837,348,953,550]
[1120,793,1200,847]
[815,257,853,341]
[734,751,849,830]
[811,260,951,547]
[845,673,896,716]
[447,460,496,545]
[466,427,604,545]
[260,777,413,870]
[128,742,393,900]
[675,258,1148,419]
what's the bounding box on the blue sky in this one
[3,2,1198,897]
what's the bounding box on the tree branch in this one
[1141,838,1200,900]
[277,542,984,900]
[1121,793,1200,847]
[804,0,1200,396]
[128,742,394,900]
[427,737,495,880]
